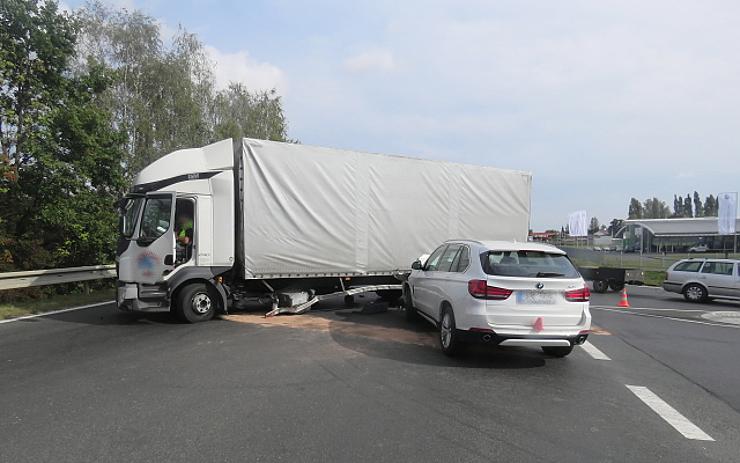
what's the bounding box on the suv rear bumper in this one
[458,330,589,347]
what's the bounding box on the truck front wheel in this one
[176,283,216,323]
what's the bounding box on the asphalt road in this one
[2,290,740,462]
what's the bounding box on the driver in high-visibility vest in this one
[176,214,193,245]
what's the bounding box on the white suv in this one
[404,240,591,357]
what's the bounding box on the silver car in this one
[663,258,740,302]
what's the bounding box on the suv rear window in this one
[481,250,580,278]
[673,261,703,272]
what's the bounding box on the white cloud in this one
[205,45,287,93]
[344,49,395,73]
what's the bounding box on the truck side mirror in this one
[411,260,423,270]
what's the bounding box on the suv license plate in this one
[517,291,555,305]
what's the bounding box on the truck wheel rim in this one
[687,287,703,300]
[440,313,452,348]
[192,293,212,314]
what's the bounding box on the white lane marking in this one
[626,385,714,441]
[592,305,705,312]
[580,341,611,360]
[0,300,115,325]
[591,307,740,329]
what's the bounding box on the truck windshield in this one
[481,250,580,278]
[120,196,144,238]
[139,196,173,241]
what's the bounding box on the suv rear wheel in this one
[683,283,707,303]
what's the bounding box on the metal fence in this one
[560,246,740,271]
[0,265,116,291]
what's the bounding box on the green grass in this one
[0,288,115,320]
[643,270,667,287]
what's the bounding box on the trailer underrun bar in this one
[265,284,403,317]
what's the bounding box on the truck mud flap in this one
[265,284,403,317]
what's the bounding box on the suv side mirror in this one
[411,260,423,270]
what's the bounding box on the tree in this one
[588,217,600,234]
[0,0,126,270]
[212,84,289,142]
[628,197,643,219]
[75,2,292,182]
[693,191,703,217]
[0,0,76,177]
[673,195,683,217]
[683,194,693,217]
[704,194,717,216]
[643,197,669,219]
[608,218,624,236]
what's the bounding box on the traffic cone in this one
[617,287,631,308]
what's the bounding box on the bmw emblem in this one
[535,282,544,290]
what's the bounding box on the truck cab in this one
[116,139,235,321]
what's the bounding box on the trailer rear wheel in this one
[609,282,624,292]
[376,289,402,305]
[592,280,608,293]
[176,283,216,323]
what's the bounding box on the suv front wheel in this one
[439,306,463,356]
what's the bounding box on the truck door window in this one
[139,196,172,241]
[175,199,195,264]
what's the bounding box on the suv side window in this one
[701,261,734,275]
[437,244,462,272]
[451,246,470,272]
[674,261,703,272]
[424,245,448,271]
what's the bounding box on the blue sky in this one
[66,0,740,230]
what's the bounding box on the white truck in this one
[116,138,532,322]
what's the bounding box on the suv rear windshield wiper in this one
[536,272,564,278]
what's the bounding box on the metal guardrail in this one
[0,265,116,291]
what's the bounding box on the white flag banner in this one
[718,192,737,235]
[568,210,588,237]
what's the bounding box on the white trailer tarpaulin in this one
[718,192,738,235]
[238,139,532,277]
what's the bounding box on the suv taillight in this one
[468,280,513,300]
[565,287,590,302]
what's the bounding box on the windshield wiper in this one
[536,272,564,278]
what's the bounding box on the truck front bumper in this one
[117,282,171,313]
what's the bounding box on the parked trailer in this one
[577,266,645,293]
[116,138,532,321]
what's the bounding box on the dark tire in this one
[592,280,608,293]
[403,286,418,321]
[683,284,707,303]
[376,289,402,304]
[439,306,464,356]
[609,282,625,292]
[176,283,216,323]
[542,346,573,357]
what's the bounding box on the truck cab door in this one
[131,192,176,285]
